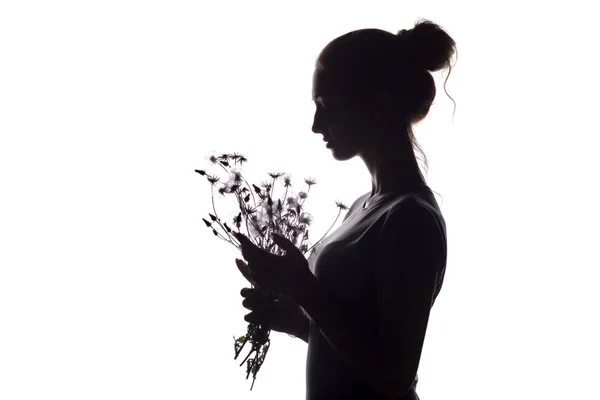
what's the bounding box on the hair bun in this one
[397,19,456,72]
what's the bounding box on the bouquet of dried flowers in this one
[195,152,348,390]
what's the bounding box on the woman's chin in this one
[326,142,354,161]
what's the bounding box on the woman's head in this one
[312,19,457,165]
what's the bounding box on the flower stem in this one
[305,208,342,254]
[210,193,238,246]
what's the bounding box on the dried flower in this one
[229,152,247,165]
[285,195,298,208]
[304,177,317,187]
[195,151,348,390]
[205,151,221,165]
[336,201,349,211]
[229,168,244,184]
[282,174,292,188]
[207,174,220,185]
[298,212,313,226]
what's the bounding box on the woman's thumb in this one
[235,258,253,283]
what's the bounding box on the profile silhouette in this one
[239,18,456,400]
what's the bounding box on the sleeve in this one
[373,198,445,286]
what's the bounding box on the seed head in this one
[229,152,246,165]
[298,212,313,226]
[229,168,244,183]
[268,172,284,179]
[304,177,317,186]
[207,154,219,164]
[285,196,298,208]
[335,201,349,211]
[207,174,220,185]
[283,174,292,188]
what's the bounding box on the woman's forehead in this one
[312,69,340,100]
[311,69,326,97]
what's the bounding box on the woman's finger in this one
[242,295,277,310]
[244,310,269,324]
[242,298,254,310]
[234,232,265,263]
[235,259,253,283]
[240,287,264,299]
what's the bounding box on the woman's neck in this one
[359,134,425,199]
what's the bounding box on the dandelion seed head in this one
[256,210,270,226]
[298,212,313,226]
[229,168,244,183]
[205,151,220,165]
[259,201,277,217]
[286,195,299,207]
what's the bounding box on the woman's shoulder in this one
[383,189,446,235]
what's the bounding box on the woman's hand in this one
[235,256,310,341]
[233,231,311,297]
[238,286,309,341]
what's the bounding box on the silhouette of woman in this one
[235,18,456,400]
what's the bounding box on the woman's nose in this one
[312,112,324,134]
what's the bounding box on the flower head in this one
[260,181,272,192]
[214,182,228,197]
[336,201,349,211]
[304,177,317,187]
[298,191,308,200]
[229,152,247,165]
[298,212,313,226]
[206,152,220,165]
[242,204,257,215]
[207,174,220,185]
[229,168,244,184]
[268,172,284,179]
[282,174,292,188]
[285,195,299,208]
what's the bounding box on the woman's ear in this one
[369,92,402,124]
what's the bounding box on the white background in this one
[1,1,599,399]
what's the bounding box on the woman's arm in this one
[290,311,309,343]
[293,272,429,399]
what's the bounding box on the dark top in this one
[305,185,447,400]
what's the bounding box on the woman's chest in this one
[309,217,379,302]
